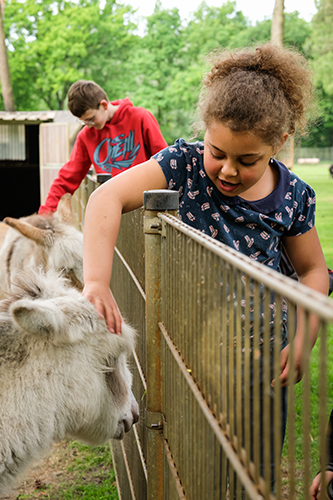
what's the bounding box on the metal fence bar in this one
[143,190,179,500]
[287,304,296,499]
[273,296,282,500]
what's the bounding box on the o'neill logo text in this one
[93,131,140,172]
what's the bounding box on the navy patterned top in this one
[154,139,316,272]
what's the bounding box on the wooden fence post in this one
[143,190,179,500]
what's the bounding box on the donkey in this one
[0,269,139,493]
[0,193,83,296]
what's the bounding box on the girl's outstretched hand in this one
[309,470,333,499]
[272,339,304,387]
[82,282,123,335]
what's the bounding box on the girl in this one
[83,43,327,359]
[83,41,328,491]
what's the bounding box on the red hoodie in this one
[39,98,167,213]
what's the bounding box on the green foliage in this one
[302,0,333,146]
[126,1,186,143]
[2,0,333,145]
[3,0,137,110]
[310,0,333,95]
[300,86,333,147]
[284,12,312,55]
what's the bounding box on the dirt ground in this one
[0,440,117,500]
[0,441,77,500]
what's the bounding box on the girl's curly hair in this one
[199,43,314,147]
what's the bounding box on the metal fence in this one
[294,147,333,163]
[72,177,333,500]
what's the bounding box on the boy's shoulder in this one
[111,98,156,123]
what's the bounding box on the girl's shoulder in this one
[153,139,206,192]
[287,169,315,198]
[154,138,204,161]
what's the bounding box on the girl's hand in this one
[272,339,305,387]
[309,471,333,499]
[82,282,122,335]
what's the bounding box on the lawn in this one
[293,163,333,269]
[281,162,333,497]
[3,441,119,500]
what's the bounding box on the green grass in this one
[19,441,119,500]
[281,324,333,496]
[293,163,333,269]
[281,163,333,496]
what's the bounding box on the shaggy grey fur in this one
[0,269,138,493]
[0,194,84,296]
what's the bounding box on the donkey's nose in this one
[131,399,139,424]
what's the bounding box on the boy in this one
[39,80,168,214]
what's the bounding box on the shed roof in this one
[0,110,77,124]
[0,110,82,142]
[0,111,55,122]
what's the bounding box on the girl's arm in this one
[277,227,329,386]
[83,158,167,334]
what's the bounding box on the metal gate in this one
[73,181,333,500]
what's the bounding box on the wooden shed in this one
[0,110,81,220]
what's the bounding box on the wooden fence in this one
[72,175,333,500]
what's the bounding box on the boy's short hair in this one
[67,80,109,117]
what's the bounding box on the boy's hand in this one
[309,471,333,499]
[82,282,122,335]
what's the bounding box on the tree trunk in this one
[271,0,284,46]
[0,6,15,111]
[271,0,295,169]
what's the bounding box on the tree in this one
[163,1,249,141]
[311,0,333,96]
[0,2,15,110]
[3,0,137,110]
[128,1,186,143]
[271,0,284,45]
[270,0,295,168]
[305,0,333,146]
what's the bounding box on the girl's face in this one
[204,122,284,200]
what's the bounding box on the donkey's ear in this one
[10,299,58,338]
[4,218,54,247]
[9,297,86,345]
[57,194,75,226]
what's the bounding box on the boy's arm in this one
[276,227,328,386]
[82,158,168,334]
[39,131,91,214]
[141,110,168,156]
